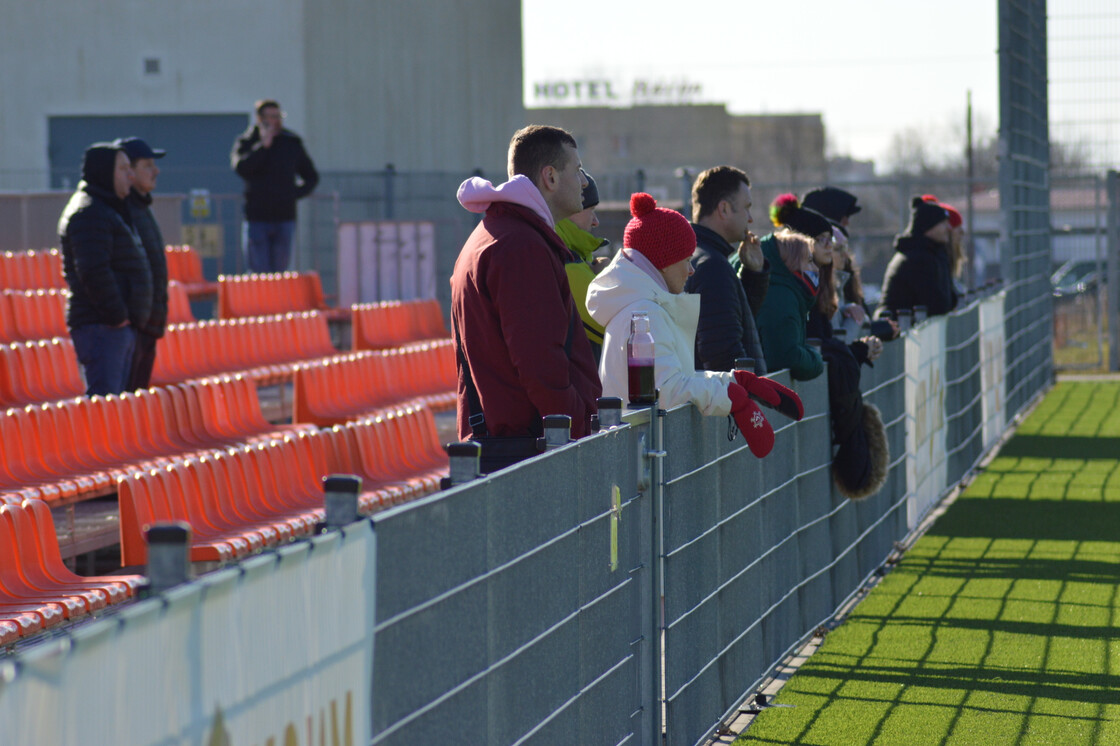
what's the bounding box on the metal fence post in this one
[444,441,482,487]
[1108,170,1119,371]
[145,522,192,594]
[322,474,361,528]
[383,163,396,219]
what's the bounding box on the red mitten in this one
[728,382,775,457]
[733,370,804,421]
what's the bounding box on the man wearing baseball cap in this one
[115,136,169,390]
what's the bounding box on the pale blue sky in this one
[522,0,1000,168]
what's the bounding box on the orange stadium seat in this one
[4,289,69,341]
[351,298,449,351]
[150,312,339,387]
[0,380,307,506]
[166,280,196,324]
[291,341,455,426]
[0,250,65,292]
[217,271,347,321]
[165,246,217,297]
[0,339,84,408]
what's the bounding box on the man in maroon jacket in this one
[451,126,602,461]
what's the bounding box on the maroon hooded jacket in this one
[451,201,601,440]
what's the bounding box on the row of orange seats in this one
[118,404,447,565]
[3,246,213,295]
[165,245,217,297]
[218,271,348,321]
[0,284,195,345]
[0,249,65,292]
[0,498,143,643]
[0,376,312,505]
[151,311,338,386]
[0,289,67,344]
[292,340,456,426]
[0,338,84,408]
[351,298,449,350]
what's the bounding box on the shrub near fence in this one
[0,289,1039,746]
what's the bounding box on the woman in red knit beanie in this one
[586,193,802,457]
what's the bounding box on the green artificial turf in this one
[739,381,1120,745]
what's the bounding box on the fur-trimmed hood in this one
[833,401,889,500]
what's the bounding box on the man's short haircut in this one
[255,99,281,116]
[691,166,751,222]
[508,125,578,185]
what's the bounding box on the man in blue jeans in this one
[231,99,319,273]
[59,142,153,395]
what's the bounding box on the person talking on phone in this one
[231,99,319,273]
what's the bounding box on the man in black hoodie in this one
[231,99,319,273]
[115,137,169,390]
[876,197,956,319]
[59,142,153,395]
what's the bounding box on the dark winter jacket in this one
[822,340,889,500]
[875,234,957,319]
[755,235,823,380]
[685,223,770,373]
[59,146,153,330]
[451,186,601,441]
[231,126,319,222]
[125,189,169,337]
[807,308,871,366]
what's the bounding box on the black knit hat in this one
[81,142,123,194]
[907,196,949,236]
[580,169,600,210]
[782,206,833,239]
[801,186,861,224]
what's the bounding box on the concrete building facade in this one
[0,0,523,192]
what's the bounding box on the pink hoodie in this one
[457,174,555,228]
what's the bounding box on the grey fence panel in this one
[944,306,985,482]
[791,375,834,637]
[999,0,1054,415]
[856,340,910,580]
[662,373,837,746]
[370,422,651,746]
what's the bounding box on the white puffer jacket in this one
[587,250,733,416]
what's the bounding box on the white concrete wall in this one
[0,0,522,188]
[0,0,306,189]
[302,0,523,174]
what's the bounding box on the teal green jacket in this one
[755,234,824,380]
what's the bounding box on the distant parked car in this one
[1051,260,1103,298]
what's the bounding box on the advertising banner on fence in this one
[980,292,1008,450]
[906,318,949,527]
[0,524,375,746]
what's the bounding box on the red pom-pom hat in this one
[623,193,697,270]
